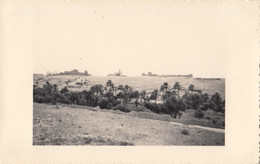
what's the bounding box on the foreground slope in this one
[33,103,224,145]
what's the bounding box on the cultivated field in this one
[33,103,224,145]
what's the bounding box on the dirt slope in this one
[33,103,224,146]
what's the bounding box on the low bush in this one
[115,104,130,113]
[107,97,120,107]
[144,102,164,114]
[145,98,186,117]
[181,129,189,135]
[33,95,45,103]
[107,103,113,109]
[144,102,150,109]
[98,97,119,109]
[79,98,88,106]
[211,118,217,124]
[98,98,111,109]
[194,109,204,119]
[200,103,209,111]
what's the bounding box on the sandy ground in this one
[33,103,224,146]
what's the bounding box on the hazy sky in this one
[33,2,234,78]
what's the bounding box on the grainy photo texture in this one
[33,2,225,146]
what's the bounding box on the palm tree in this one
[188,84,195,94]
[106,80,113,92]
[122,85,132,104]
[133,91,140,99]
[150,89,159,103]
[106,80,112,87]
[163,82,169,92]
[160,85,165,93]
[203,93,209,102]
[118,85,123,91]
[133,91,140,107]
[160,82,169,102]
[197,90,202,95]
[90,84,103,97]
[173,82,181,100]
[53,84,58,92]
[211,92,222,104]
[159,85,165,102]
[141,90,146,102]
[123,85,129,93]
[113,86,117,95]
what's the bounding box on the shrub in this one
[166,96,186,118]
[211,118,217,124]
[60,86,69,94]
[59,94,70,104]
[181,129,189,135]
[115,104,130,113]
[209,93,225,113]
[105,92,114,98]
[33,95,44,103]
[51,92,63,105]
[200,103,209,111]
[33,87,50,103]
[67,92,80,105]
[190,94,203,109]
[98,98,110,109]
[144,102,150,109]
[144,102,164,114]
[107,97,120,107]
[194,109,204,119]
[51,98,57,105]
[209,101,225,113]
[79,98,88,106]
[145,99,184,116]
[43,95,51,103]
[107,103,113,109]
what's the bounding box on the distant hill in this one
[33,73,44,78]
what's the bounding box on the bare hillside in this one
[33,103,224,145]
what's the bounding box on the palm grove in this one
[33,80,225,118]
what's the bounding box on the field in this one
[34,75,225,98]
[33,103,224,145]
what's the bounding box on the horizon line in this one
[33,72,225,79]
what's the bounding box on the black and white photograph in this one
[32,2,226,146]
[1,0,259,163]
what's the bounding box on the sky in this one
[33,2,230,78]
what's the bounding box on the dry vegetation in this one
[33,103,224,145]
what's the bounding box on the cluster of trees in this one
[144,82,225,118]
[33,81,100,106]
[33,80,138,112]
[33,80,225,117]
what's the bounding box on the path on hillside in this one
[169,122,224,133]
[33,103,224,145]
